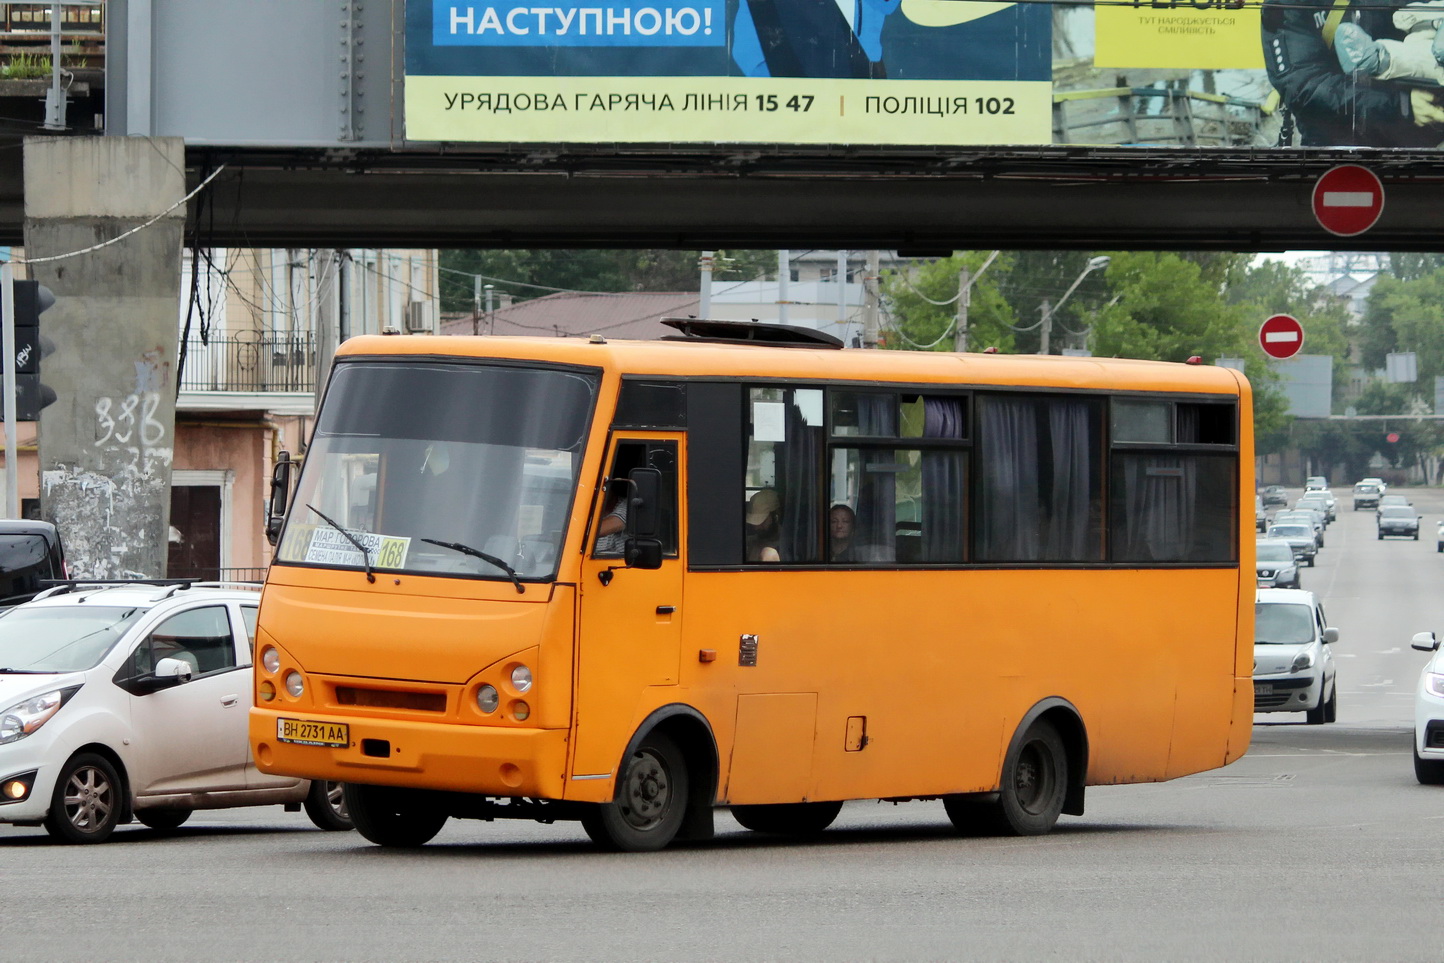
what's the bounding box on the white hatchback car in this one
[1410,630,1444,783]
[0,581,351,843]
[1254,588,1338,724]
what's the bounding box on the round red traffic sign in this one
[1259,314,1304,359]
[1312,165,1384,237]
[1387,432,1401,443]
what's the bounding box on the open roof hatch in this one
[660,317,844,349]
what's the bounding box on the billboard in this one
[404,0,1444,149]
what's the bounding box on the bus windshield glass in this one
[276,361,599,582]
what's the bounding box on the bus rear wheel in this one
[581,732,688,852]
[946,719,1068,837]
[344,783,447,847]
[731,801,843,836]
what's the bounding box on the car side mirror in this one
[1413,631,1439,652]
[626,467,661,539]
[1322,627,1339,645]
[154,657,194,682]
[266,451,294,546]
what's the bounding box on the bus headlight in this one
[284,671,305,698]
[261,647,281,674]
[510,665,533,693]
[477,685,499,714]
[512,701,530,722]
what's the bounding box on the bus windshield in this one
[277,360,599,582]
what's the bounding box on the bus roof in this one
[336,334,1248,395]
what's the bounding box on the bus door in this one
[573,436,684,778]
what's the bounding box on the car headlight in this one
[1427,673,1444,699]
[0,688,77,745]
[1290,651,1316,673]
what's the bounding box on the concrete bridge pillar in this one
[24,136,185,578]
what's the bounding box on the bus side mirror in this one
[266,451,294,546]
[626,538,664,570]
[627,467,661,539]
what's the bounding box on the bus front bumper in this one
[250,707,570,800]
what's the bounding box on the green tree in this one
[879,253,1018,352]
[1358,268,1444,394]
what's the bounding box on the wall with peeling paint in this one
[25,137,185,579]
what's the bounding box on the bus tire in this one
[948,719,1068,837]
[731,801,843,836]
[580,731,688,852]
[344,783,446,847]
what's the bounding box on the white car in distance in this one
[0,581,351,842]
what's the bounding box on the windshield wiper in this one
[0,668,48,673]
[307,504,376,583]
[421,538,526,594]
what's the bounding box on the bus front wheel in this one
[581,731,689,852]
[731,800,843,836]
[946,719,1068,837]
[344,783,447,847]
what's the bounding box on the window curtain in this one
[921,398,966,562]
[853,395,898,560]
[779,395,822,562]
[979,397,1040,560]
[1043,400,1094,560]
[1117,455,1197,560]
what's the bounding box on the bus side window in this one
[745,388,822,563]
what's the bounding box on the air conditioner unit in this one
[404,301,435,333]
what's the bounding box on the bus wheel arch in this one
[944,698,1088,837]
[582,705,718,851]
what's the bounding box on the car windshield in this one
[1256,602,1314,644]
[1269,525,1310,537]
[277,361,599,583]
[0,605,144,672]
[1381,507,1415,518]
[1256,543,1293,561]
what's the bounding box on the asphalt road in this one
[3,488,1442,962]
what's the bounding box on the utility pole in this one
[862,250,881,348]
[1039,299,1052,355]
[484,284,495,335]
[313,250,339,417]
[777,249,790,325]
[699,251,714,318]
[836,250,848,326]
[953,266,970,352]
[472,275,482,335]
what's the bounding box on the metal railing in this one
[179,332,317,394]
[1053,86,1268,148]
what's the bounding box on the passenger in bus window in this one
[829,504,857,561]
[745,489,782,562]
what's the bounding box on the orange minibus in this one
[249,319,1253,851]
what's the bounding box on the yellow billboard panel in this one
[1095,4,1263,70]
[405,77,1052,146]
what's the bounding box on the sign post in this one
[1259,313,1304,360]
[1312,165,1384,237]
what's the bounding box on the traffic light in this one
[10,280,55,422]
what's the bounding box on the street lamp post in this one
[1039,255,1110,355]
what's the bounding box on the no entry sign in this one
[1259,314,1304,359]
[1312,165,1384,237]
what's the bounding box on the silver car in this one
[1378,505,1421,540]
[1254,588,1338,724]
[1267,523,1318,566]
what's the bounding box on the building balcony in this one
[176,332,317,414]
